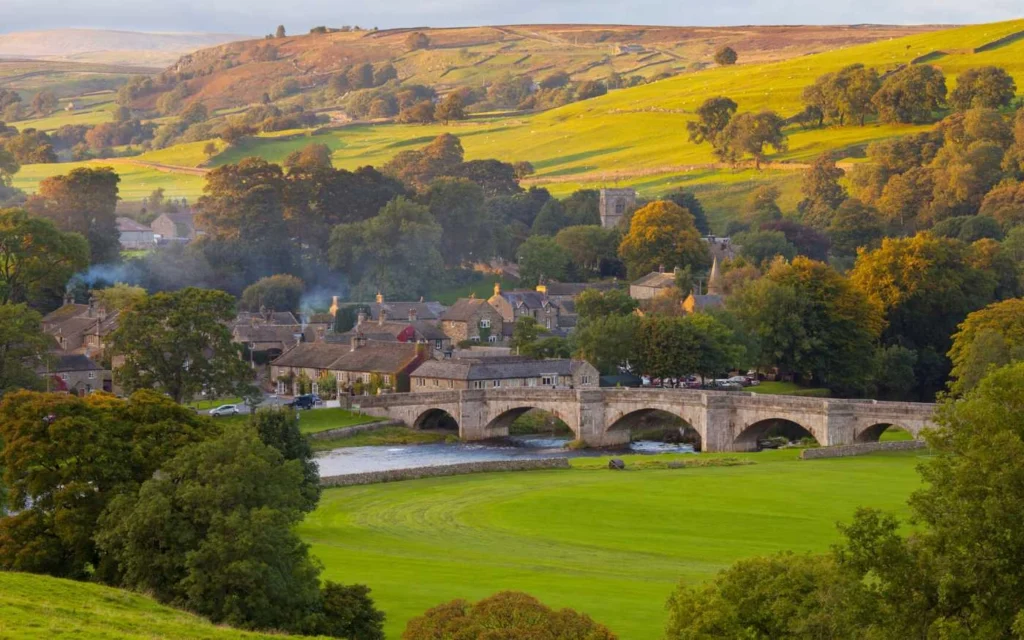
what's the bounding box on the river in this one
[315,436,696,476]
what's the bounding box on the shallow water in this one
[315,436,695,476]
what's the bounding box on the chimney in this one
[408,307,418,322]
[376,291,384,304]
[356,310,366,326]
[493,282,501,296]
[329,295,339,317]
[87,296,96,318]
[350,334,360,352]
[379,308,387,325]
[63,290,74,306]
[658,265,665,273]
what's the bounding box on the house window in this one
[383,374,391,385]
[60,373,69,381]
[472,380,485,390]
[581,376,591,385]
[471,336,480,342]
[492,380,501,388]
[88,371,96,379]
[480,318,491,329]
[448,380,454,389]
[615,199,625,214]
[527,378,537,387]
[488,335,498,343]
[541,375,554,386]
[433,379,439,387]
[312,382,319,395]
[435,340,442,350]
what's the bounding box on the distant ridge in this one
[0,29,245,67]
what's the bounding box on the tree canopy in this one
[619,201,710,279]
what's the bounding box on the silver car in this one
[209,404,239,417]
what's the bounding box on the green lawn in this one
[219,407,382,435]
[431,273,521,305]
[0,571,311,639]
[750,381,832,397]
[301,448,924,639]
[187,396,243,410]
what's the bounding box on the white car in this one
[727,376,752,387]
[209,404,240,417]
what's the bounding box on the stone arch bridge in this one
[340,388,936,452]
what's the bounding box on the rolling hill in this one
[0,571,320,639]
[9,20,1024,230]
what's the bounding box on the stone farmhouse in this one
[116,217,155,249]
[42,296,119,360]
[364,293,446,322]
[410,356,599,391]
[230,309,311,361]
[151,211,197,242]
[39,353,112,395]
[488,284,563,332]
[441,297,505,344]
[629,268,677,300]
[331,309,452,357]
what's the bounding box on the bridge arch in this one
[855,422,914,443]
[485,405,578,437]
[734,418,821,450]
[414,408,459,431]
[606,408,703,451]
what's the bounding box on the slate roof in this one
[272,341,420,373]
[272,342,353,369]
[42,303,90,324]
[305,313,335,324]
[367,301,446,321]
[688,294,725,311]
[631,271,676,289]
[116,217,152,233]
[411,357,587,381]
[234,311,300,326]
[499,290,549,310]
[442,298,494,322]
[49,354,105,373]
[332,320,449,344]
[233,324,306,345]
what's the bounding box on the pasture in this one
[302,448,924,638]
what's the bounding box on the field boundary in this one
[320,458,570,487]
[801,440,926,459]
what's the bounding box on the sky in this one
[0,0,1021,35]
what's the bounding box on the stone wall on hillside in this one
[800,440,927,459]
[320,458,571,487]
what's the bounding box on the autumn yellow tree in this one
[618,201,710,279]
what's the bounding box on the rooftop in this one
[412,356,588,381]
[442,298,495,322]
[631,271,677,289]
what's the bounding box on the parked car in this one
[727,375,752,387]
[287,394,317,410]
[209,404,239,417]
[716,381,744,391]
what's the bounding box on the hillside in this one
[0,571,319,639]
[156,23,940,109]
[9,20,1024,229]
[0,29,243,67]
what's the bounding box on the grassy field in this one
[751,381,832,397]
[302,448,925,638]
[219,407,381,435]
[310,425,452,451]
[431,272,522,305]
[0,571,313,639]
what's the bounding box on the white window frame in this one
[480,318,491,329]
[60,373,69,381]
[88,371,96,379]
[488,335,498,343]
[541,375,554,386]
[492,380,501,388]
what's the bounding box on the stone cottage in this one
[440,297,505,344]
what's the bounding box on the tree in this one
[31,90,58,116]
[686,96,737,157]
[453,159,521,198]
[948,298,1024,395]
[0,304,49,393]
[202,141,218,159]
[575,289,638,321]
[827,198,884,258]
[250,409,320,512]
[403,591,616,640]
[25,167,120,264]
[405,32,430,51]
[531,199,567,236]
[397,101,436,124]
[732,230,796,265]
[329,197,443,300]
[803,64,880,127]
[720,110,787,168]
[96,424,382,636]
[633,314,743,381]
[619,201,710,279]
[932,215,1003,243]
[554,225,620,276]
[0,208,88,306]
[283,143,332,171]
[425,178,491,266]
[382,133,464,190]
[873,344,919,401]
[513,161,535,179]
[573,313,638,375]
[876,166,933,231]
[713,46,737,66]
[240,274,305,312]
[561,189,601,227]
[539,71,571,89]
[760,219,831,261]
[576,80,607,100]
[746,184,783,224]
[434,93,466,124]
[0,390,213,578]
[179,101,208,125]
[516,236,571,287]
[110,288,254,403]
[275,24,286,38]
[797,153,847,227]
[372,63,398,87]
[979,179,1024,229]
[0,145,18,187]
[949,66,1016,111]
[850,234,996,398]
[665,552,873,640]
[662,190,710,235]
[93,283,147,312]
[347,63,375,90]
[873,65,947,124]
[730,256,883,392]
[1,129,57,164]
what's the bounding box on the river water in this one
[315,436,696,476]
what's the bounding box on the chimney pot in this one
[376,291,384,304]
[658,265,665,273]
[379,308,387,325]
[408,307,417,322]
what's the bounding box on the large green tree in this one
[731,256,883,392]
[797,153,848,227]
[720,110,788,168]
[109,288,255,403]
[0,208,88,306]
[949,66,1017,111]
[948,298,1024,396]
[240,274,305,313]
[633,314,743,381]
[0,303,50,393]
[873,65,947,124]
[0,390,213,579]
[425,177,492,266]
[329,196,443,300]
[25,167,120,264]
[554,225,620,276]
[686,96,737,159]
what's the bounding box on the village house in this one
[410,356,599,391]
[41,295,119,359]
[488,284,562,332]
[116,217,155,249]
[629,267,678,300]
[270,339,425,395]
[229,308,310,361]
[440,297,505,344]
[682,256,726,314]
[38,354,112,395]
[364,293,447,322]
[151,211,198,242]
[535,280,621,331]
[330,308,452,357]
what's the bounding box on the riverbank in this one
[301,448,925,639]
